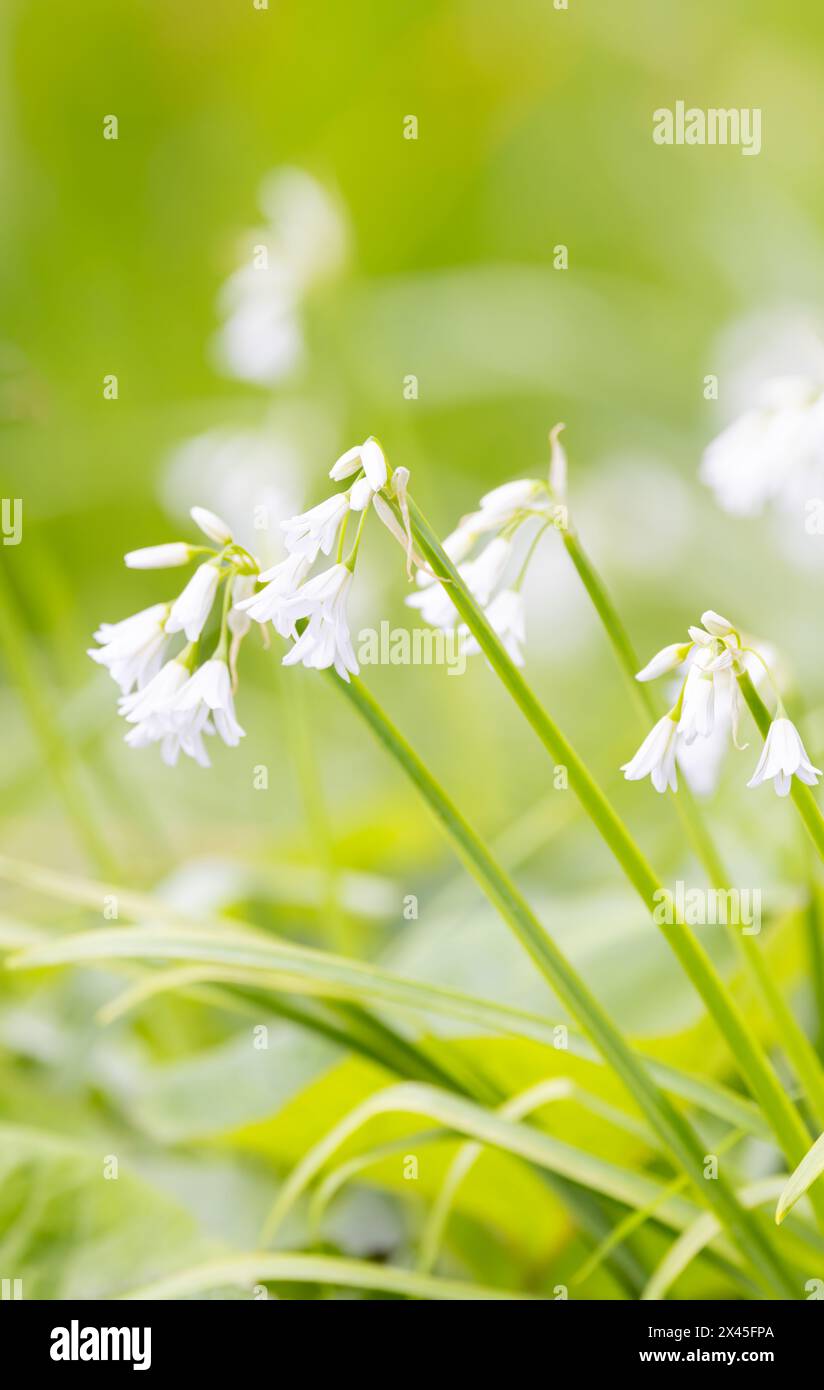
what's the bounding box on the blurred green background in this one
[2,0,824,1299]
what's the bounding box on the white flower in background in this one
[477,478,548,526]
[621,713,680,794]
[191,505,233,546]
[213,168,348,387]
[280,563,359,681]
[170,658,246,748]
[747,717,821,797]
[702,375,824,517]
[460,589,526,667]
[282,493,349,562]
[235,551,310,636]
[88,603,170,693]
[125,542,193,570]
[462,536,512,605]
[165,561,221,642]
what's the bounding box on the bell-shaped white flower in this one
[635,642,691,682]
[170,657,246,748]
[125,715,213,769]
[461,589,526,666]
[702,376,824,517]
[621,713,679,794]
[329,438,387,492]
[677,659,715,744]
[190,505,233,546]
[280,563,359,681]
[88,603,169,693]
[478,479,547,525]
[747,716,821,797]
[165,561,221,642]
[118,656,190,725]
[124,542,193,570]
[235,552,309,636]
[282,493,349,562]
[406,537,512,631]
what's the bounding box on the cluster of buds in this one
[622,610,821,797]
[407,425,569,667]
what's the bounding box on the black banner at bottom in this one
[1,1296,820,1375]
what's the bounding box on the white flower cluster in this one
[406,432,568,667]
[89,438,406,764]
[623,610,821,798]
[89,507,248,768]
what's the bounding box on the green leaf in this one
[776,1130,824,1225]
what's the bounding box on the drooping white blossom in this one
[280,563,359,681]
[165,561,222,642]
[635,642,691,683]
[235,551,310,636]
[169,657,246,749]
[621,714,680,794]
[747,716,821,797]
[460,589,526,666]
[88,603,170,693]
[701,376,824,517]
[281,493,349,563]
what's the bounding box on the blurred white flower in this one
[124,542,193,570]
[282,494,349,562]
[280,563,359,681]
[747,716,821,798]
[702,376,824,517]
[460,589,526,667]
[212,168,348,387]
[88,603,169,693]
[165,561,221,642]
[621,713,679,794]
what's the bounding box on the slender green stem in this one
[403,496,822,1210]
[562,528,824,1130]
[331,671,797,1297]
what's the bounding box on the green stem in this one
[562,528,824,1130]
[331,671,797,1297]
[404,497,821,1211]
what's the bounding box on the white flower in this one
[165,562,221,642]
[124,542,193,570]
[227,574,257,641]
[282,493,349,562]
[747,716,821,797]
[280,563,359,681]
[88,603,169,693]
[635,642,690,682]
[701,376,824,517]
[235,552,310,636]
[461,589,526,666]
[330,438,388,492]
[125,716,213,769]
[170,658,246,748]
[621,714,679,794]
[677,659,715,744]
[190,505,233,546]
[699,610,736,638]
[118,656,190,725]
